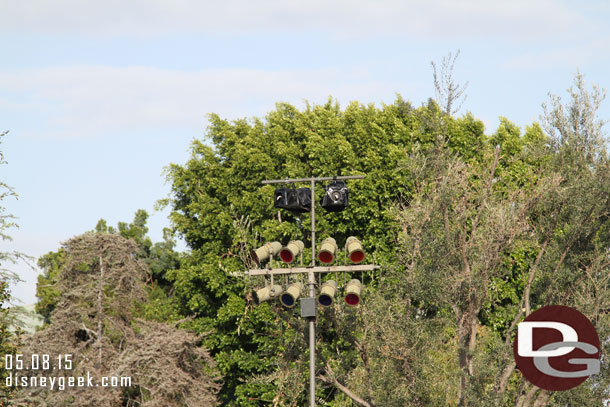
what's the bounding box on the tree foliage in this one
[383,73,610,406]
[0,130,24,406]
[15,232,219,406]
[6,67,608,407]
[162,97,490,406]
[164,73,610,407]
[36,210,180,321]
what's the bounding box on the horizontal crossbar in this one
[241,264,379,276]
[261,175,364,184]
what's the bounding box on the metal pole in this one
[308,179,316,407]
[261,175,364,185]
[311,178,316,266]
[259,174,366,407]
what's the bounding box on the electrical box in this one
[300,297,317,318]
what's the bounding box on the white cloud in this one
[0,0,594,41]
[0,65,405,138]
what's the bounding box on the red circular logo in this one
[513,305,600,391]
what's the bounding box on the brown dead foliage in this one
[10,233,219,406]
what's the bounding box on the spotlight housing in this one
[274,188,288,208]
[317,237,337,264]
[317,280,338,307]
[279,240,304,264]
[345,236,365,264]
[274,187,311,213]
[251,241,282,265]
[280,282,304,308]
[252,285,283,305]
[344,279,362,307]
[321,180,348,212]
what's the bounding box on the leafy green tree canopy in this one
[163,97,489,406]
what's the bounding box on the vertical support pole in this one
[311,179,316,267]
[259,175,364,407]
[308,179,316,407]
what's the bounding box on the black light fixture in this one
[274,187,289,209]
[293,188,312,212]
[321,179,348,212]
[274,187,311,213]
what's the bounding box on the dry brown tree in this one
[11,232,220,406]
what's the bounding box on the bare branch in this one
[431,50,469,116]
[319,362,375,407]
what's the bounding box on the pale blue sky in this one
[1,0,610,304]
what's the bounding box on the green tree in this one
[0,130,25,405]
[35,248,65,321]
[387,144,550,406]
[163,98,488,406]
[164,72,609,407]
[382,73,610,407]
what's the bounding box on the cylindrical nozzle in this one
[317,280,338,307]
[251,241,282,265]
[280,282,304,308]
[279,240,304,264]
[346,236,365,264]
[252,284,283,305]
[317,237,337,264]
[344,279,362,306]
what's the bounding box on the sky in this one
[1,0,610,305]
